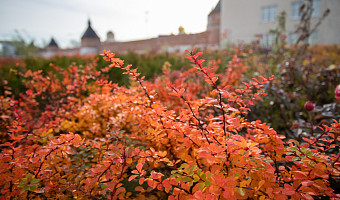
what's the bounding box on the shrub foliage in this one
[0,48,339,199]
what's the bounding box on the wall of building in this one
[220,0,340,47]
[0,42,17,57]
[80,37,101,55]
[39,2,221,57]
[317,0,340,44]
[100,32,211,54]
[207,11,221,48]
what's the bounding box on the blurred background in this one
[1,0,339,58]
[0,0,218,56]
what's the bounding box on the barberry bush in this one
[0,48,339,199]
[246,44,340,139]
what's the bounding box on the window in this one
[288,32,299,44]
[312,0,320,17]
[261,33,276,47]
[291,0,321,19]
[308,31,318,44]
[288,31,318,45]
[291,1,303,19]
[262,5,277,22]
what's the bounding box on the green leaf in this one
[233,173,241,178]
[170,173,179,178]
[300,147,308,153]
[29,185,37,191]
[197,169,202,176]
[201,173,206,181]
[191,165,198,172]
[306,151,313,157]
[180,163,188,169]
[85,163,91,169]
[198,182,205,190]
[205,181,211,187]
[26,173,33,179]
[193,174,200,182]
[30,178,39,184]
[292,157,300,161]
[182,177,193,182]
[290,146,298,151]
[186,165,198,175]
[176,176,181,182]
[100,184,108,189]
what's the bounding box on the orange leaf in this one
[136,163,143,173]
[162,179,172,193]
[139,177,145,185]
[128,175,138,182]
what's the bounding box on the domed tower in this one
[207,1,221,48]
[80,19,101,55]
[178,26,186,35]
[106,31,115,42]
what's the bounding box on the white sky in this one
[0,0,219,48]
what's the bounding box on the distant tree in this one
[11,30,39,58]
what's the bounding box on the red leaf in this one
[282,184,295,196]
[301,180,314,187]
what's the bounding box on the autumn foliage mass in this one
[0,46,339,199]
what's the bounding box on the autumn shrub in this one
[0,52,195,98]
[246,45,340,140]
[0,48,339,199]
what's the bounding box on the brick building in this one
[34,0,340,57]
[40,1,221,57]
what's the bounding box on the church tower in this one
[80,19,101,55]
[207,1,221,48]
[41,37,59,57]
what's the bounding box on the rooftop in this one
[209,0,221,15]
[47,37,58,48]
[81,20,100,39]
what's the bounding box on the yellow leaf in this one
[240,180,248,187]
[126,158,133,164]
[259,195,266,200]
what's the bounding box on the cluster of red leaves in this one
[0,49,339,199]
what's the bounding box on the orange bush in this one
[0,48,339,199]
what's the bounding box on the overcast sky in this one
[0,0,219,48]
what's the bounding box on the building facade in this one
[40,2,221,57]
[0,41,17,57]
[220,0,340,47]
[40,0,340,57]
